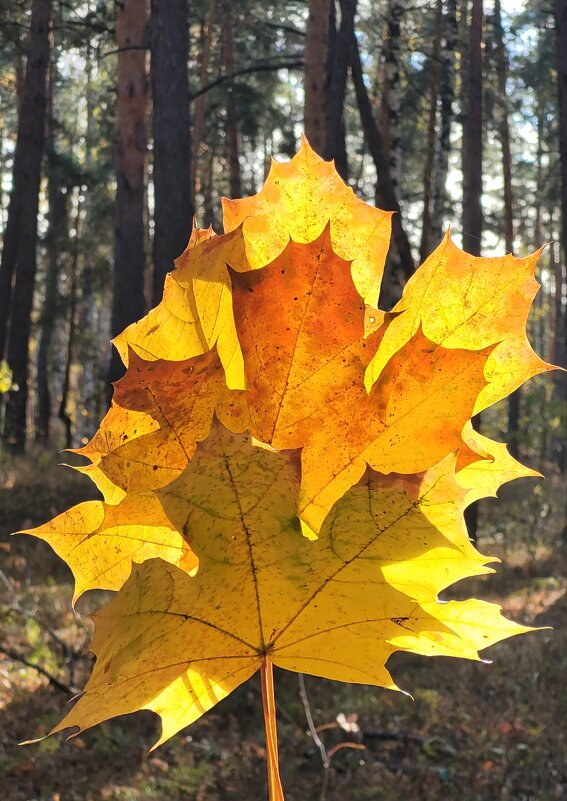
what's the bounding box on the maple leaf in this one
[45,423,528,749]
[24,138,555,801]
[67,349,247,504]
[21,492,197,601]
[222,134,392,305]
[229,227,495,536]
[365,231,554,407]
[113,138,392,390]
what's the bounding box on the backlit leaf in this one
[25,139,554,800]
[47,424,528,747]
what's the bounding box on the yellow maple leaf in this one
[230,228,494,536]
[21,492,197,601]
[113,140,392,390]
[24,138,555,801]
[365,231,554,410]
[45,424,527,750]
[455,422,541,506]
[223,135,392,305]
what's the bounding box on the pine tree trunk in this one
[37,153,68,442]
[493,0,520,458]
[304,0,332,156]
[202,141,215,228]
[59,200,81,450]
[431,0,458,246]
[76,38,100,445]
[555,0,567,489]
[461,0,483,540]
[110,0,148,385]
[494,0,513,255]
[221,1,242,198]
[461,0,483,257]
[382,0,404,198]
[419,0,443,262]
[1,0,52,451]
[325,0,358,179]
[151,0,192,305]
[191,0,216,206]
[557,0,567,265]
[350,33,414,300]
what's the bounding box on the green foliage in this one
[0,360,13,393]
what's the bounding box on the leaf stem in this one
[260,657,285,801]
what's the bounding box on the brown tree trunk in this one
[557,0,567,266]
[419,0,443,262]
[431,0,458,246]
[325,0,358,179]
[304,0,332,157]
[151,0,192,305]
[191,0,216,206]
[382,0,404,198]
[59,200,81,450]
[202,141,216,228]
[14,53,25,119]
[37,153,68,442]
[555,0,567,490]
[221,1,242,198]
[493,0,519,457]
[461,0,483,257]
[1,0,52,451]
[494,0,513,255]
[110,0,148,386]
[461,0,483,539]
[75,37,100,445]
[350,34,414,295]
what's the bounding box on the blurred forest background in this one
[1,1,567,800]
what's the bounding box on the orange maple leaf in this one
[23,139,556,801]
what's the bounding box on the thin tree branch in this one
[0,568,16,597]
[190,59,304,101]
[6,606,78,660]
[298,673,330,801]
[101,44,148,58]
[257,20,306,37]
[0,645,75,694]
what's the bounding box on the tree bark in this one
[151,0,192,305]
[461,0,483,539]
[59,200,81,450]
[325,0,358,179]
[75,37,100,445]
[304,0,332,156]
[382,0,404,197]
[493,0,520,458]
[555,0,567,488]
[557,0,567,267]
[110,0,148,385]
[431,0,458,246]
[493,0,513,255]
[461,0,483,257]
[221,1,242,198]
[37,152,68,442]
[350,34,414,289]
[419,0,443,263]
[1,0,52,450]
[191,0,216,205]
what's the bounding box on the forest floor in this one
[1,447,566,801]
